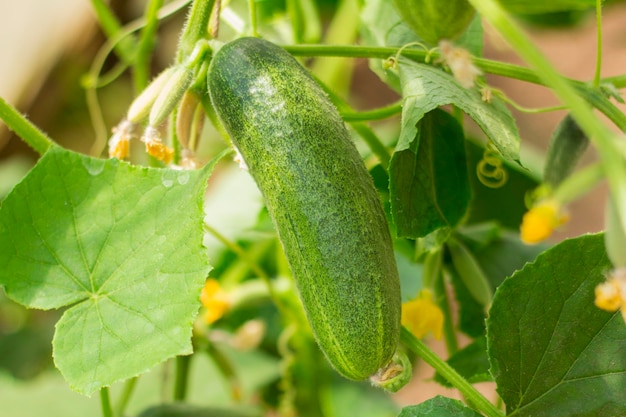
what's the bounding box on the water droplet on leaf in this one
[82,158,105,176]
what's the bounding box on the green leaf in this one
[499,0,595,14]
[488,233,626,416]
[390,108,470,238]
[0,146,219,395]
[434,337,492,387]
[398,395,482,416]
[397,60,520,163]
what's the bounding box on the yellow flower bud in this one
[141,126,174,164]
[520,200,569,244]
[594,268,626,322]
[200,279,230,324]
[401,289,444,339]
[108,119,136,160]
[594,280,622,312]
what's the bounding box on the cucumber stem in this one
[113,377,138,417]
[173,355,192,401]
[593,0,604,88]
[0,96,54,155]
[99,387,113,417]
[284,44,626,133]
[339,101,402,122]
[401,327,504,417]
[133,0,164,92]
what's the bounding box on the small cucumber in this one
[208,37,402,381]
[392,0,475,45]
[543,114,589,188]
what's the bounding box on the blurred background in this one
[1,0,626,415]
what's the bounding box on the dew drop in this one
[177,171,190,185]
[161,170,176,188]
[82,158,105,176]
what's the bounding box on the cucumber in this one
[207,37,402,381]
[543,114,589,188]
[392,0,475,45]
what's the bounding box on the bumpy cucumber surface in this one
[208,37,401,380]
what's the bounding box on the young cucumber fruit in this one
[392,0,475,45]
[208,37,404,382]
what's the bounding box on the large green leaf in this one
[397,60,520,163]
[398,396,482,416]
[487,233,626,416]
[499,0,595,14]
[390,108,470,238]
[0,146,219,394]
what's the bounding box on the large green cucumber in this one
[207,37,402,381]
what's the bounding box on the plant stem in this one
[90,0,137,62]
[248,0,258,36]
[339,101,402,122]
[351,123,392,169]
[0,96,54,155]
[553,163,605,205]
[579,86,626,132]
[284,44,540,83]
[594,0,603,88]
[100,387,114,417]
[286,0,304,43]
[133,0,164,93]
[284,44,626,132]
[205,343,243,401]
[178,0,215,60]
[114,377,138,417]
[173,355,192,401]
[203,223,271,282]
[434,272,459,355]
[203,224,291,319]
[467,0,626,234]
[401,327,504,417]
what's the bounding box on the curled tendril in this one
[385,42,437,70]
[476,142,508,189]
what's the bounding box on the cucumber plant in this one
[0,0,626,416]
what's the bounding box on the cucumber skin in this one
[208,37,401,380]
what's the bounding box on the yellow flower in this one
[142,126,174,164]
[145,141,174,164]
[520,200,569,244]
[594,268,626,322]
[108,119,135,160]
[200,279,230,324]
[401,289,444,339]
